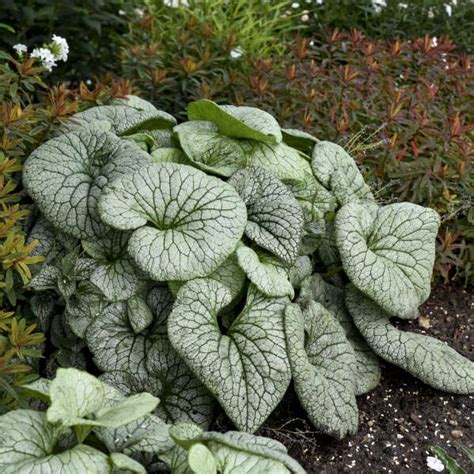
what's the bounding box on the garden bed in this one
[215,282,473,472]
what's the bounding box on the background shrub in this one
[0,46,134,411]
[291,0,474,53]
[119,0,297,119]
[0,0,141,82]
[232,31,473,283]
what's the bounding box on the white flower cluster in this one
[13,34,69,72]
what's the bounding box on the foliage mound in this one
[11,96,472,473]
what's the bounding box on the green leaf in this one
[188,99,282,143]
[188,444,217,474]
[82,230,146,301]
[335,202,440,319]
[459,445,474,464]
[346,286,474,394]
[23,378,51,400]
[23,129,151,239]
[67,104,176,136]
[288,256,313,289]
[236,245,294,298]
[151,147,189,164]
[228,166,304,264]
[94,392,159,428]
[298,274,381,395]
[98,163,247,281]
[168,279,291,432]
[311,141,374,205]
[284,303,358,439]
[0,410,111,473]
[111,95,159,113]
[47,368,104,426]
[430,446,465,474]
[174,121,310,183]
[110,453,146,473]
[282,128,318,155]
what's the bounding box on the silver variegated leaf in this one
[335,201,440,319]
[168,279,291,433]
[346,286,474,394]
[98,163,247,282]
[23,128,151,239]
[298,274,381,395]
[228,166,304,264]
[284,303,358,439]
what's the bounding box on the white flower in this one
[135,8,145,17]
[316,0,324,4]
[399,3,408,8]
[431,36,438,48]
[445,5,452,16]
[13,44,27,55]
[452,0,457,6]
[118,9,126,15]
[51,34,69,61]
[163,0,188,7]
[292,2,300,8]
[31,47,57,71]
[301,14,309,22]
[426,456,444,472]
[230,47,244,59]
[428,8,435,18]
[372,0,386,13]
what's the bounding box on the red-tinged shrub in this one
[233,31,473,284]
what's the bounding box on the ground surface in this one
[214,282,473,473]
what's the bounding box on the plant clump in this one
[3,96,472,472]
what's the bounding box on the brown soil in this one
[215,283,474,473]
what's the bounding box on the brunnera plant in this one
[0,368,303,473]
[16,96,474,466]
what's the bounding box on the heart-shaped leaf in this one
[0,410,110,474]
[168,279,291,432]
[228,166,304,264]
[298,274,381,395]
[335,202,440,319]
[24,128,151,239]
[346,286,474,394]
[284,303,358,439]
[98,163,247,281]
[188,99,282,143]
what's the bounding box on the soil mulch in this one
[214,282,473,473]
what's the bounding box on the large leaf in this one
[82,230,146,301]
[282,128,318,155]
[87,287,213,427]
[66,103,176,136]
[311,141,374,204]
[174,121,310,182]
[168,279,291,433]
[236,245,294,298]
[298,274,381,395]
[23,128,151,239]
[188,99,281,143]
[335,202,440,319]
[346,286,474,394]
[0,410,110,474]
[169,423,305,474]
[284,303,358,439]
[98,163,247,281]
[228,166,304,264]
[47,368,104,426]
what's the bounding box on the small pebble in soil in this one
[451,430,463,438]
